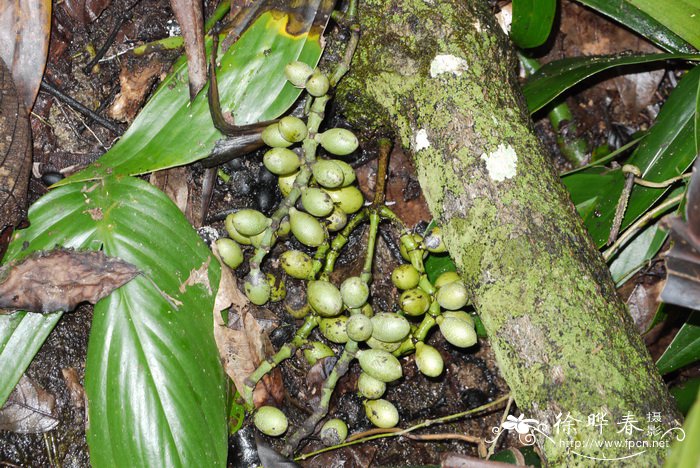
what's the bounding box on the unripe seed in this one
[306,70,330,97]
[442,310,475,327]
[278,116,308,143]
[225,214,252,245]
[277,218,291,237]
[436,281,469,310]
[278,171,298,197]
[364,399,399,428]
[357,349,402,382]
[284,61,313,87]
[424,226,447,253]
[320,419,348,446]
[340,276,369,309]
[415,342,444,377]
[266,273,286,302]
[317,128,359,156]
[319,315,348,343]
[254,406,288,436]
[216,238,243,269]
[312,160,345,188]
[244,270,270,305]
[280,249,314,279]
[366,336,402,353]
[307,280,343,317]
[263,147,301,175]
[437,316,477,348]
[345,314,373,342]
[371,312,411,343]
[301,188,335,217]
[231,209,269,237]
[303,341,335,365]
[262,123,293,148]
[358,372,386,399]
[284,283,310,319]
[391,264,420,290]
[399,288,431,316]
[325,207,347,232]
[325,186,365,214]
[333,160,356,186]
[434,271,461,289]
[289,208,326,247]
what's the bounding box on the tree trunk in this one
[336,0,682,464]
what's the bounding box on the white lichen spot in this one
[415,129,430,151]
[472,20,482,32]
[429,54,469,78]
[481,144,518,182]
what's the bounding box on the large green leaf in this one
[524,53,700,114]
[59,0,333,185]
[665,388,700,468]
[574,0,695,54]
[629,0,700,51]
[0,176,226,466]
[608,221,667,285]
[657,311,700,375]
[563,65,700,247]
[510,0,557,49]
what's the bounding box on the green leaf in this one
[1,176,227,466]
[524,53,700,114]
[0,312,61,406]
[664,388,700,467]
[563,65,700,247]
[670,377,700,415]
[424,253,457,285]
[510,0,557,49]
[608,221,667,285]
[657,311,700,375]
[59,0,333,185]
[629,0,700,50]
[574,0,695,53]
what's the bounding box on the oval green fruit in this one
[364,399,399,428]
[261,123,292,148]
[438,316,477,348]
[216,238,243,269]
[284,61,313,87]
[391,264,420,290]
[284,283,310,319]
[436,281,469,310]
[231,209,269,237]
[325,186,365,214]
[312,160,345,188]
[254,406,288,436]
[225,214,252,245]
[434,271,461,289]
[263,147,301,176]
[280,250,314,279]
[325,207,347,232]
[366,336,402,353]
[244,271,271,305]
[289,208,326,247]
[303,341,335,365]
[278,171,299,197]
[345,314,373,342]
[424,226,447,253]
[319,315,349,343]
[278,116,308,143]
[320,418,348,446]
[357,349,402,383]
[371,313,410,343]
[333,160,356,186]
[301,188,334,217]
[357,372,386,399]
[399,288,431,316]
[442,310,475,327]
[307,280,343,317]
[317,128,359,156]
[415,342,444,377]
[340,276,369,309]
[399,233,424,261]
[306,70,330,97]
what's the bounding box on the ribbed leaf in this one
[0,176,226,466]
[510,0,557,49]
[524,53,700,114]
[656,311,700,375]
[59,0,333,185]
[574,0,694,53]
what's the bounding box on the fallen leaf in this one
[0,0,51,110]
[108,58,166,123]
[61,367,85,409]
[625,280,664,332]
[61,0,112,26]
[661,158,700,310]
[0,248,140,313]
[0,57,32,231]
[150,166,197,225]
[0,375,58,433]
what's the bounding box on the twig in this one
[84,1,143,74]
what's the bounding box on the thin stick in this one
[40,80,123,134]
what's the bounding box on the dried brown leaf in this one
[626,280,664,332]
[0,375,58,433]
[61,367,85,409]
[62,0,112,26]
[0,57,32,231]
[0,249,140,313]
[150,166,197,225]
[108,58,165,123]
[0,0,51,110]
[170,0,206,99]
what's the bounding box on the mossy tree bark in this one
[336,0,681,464]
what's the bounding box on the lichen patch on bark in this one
[481,143,517,181]
[415,129,430,150]
[429,54,469,77]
